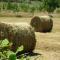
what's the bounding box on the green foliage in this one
[0,0,60,13]
[16,45,24,54]
[43,0,60,12]
[9,53,16,60]
[0,39,9,47]
[7,2,19,12]
[0,39,30,60]
[20,3,29,12]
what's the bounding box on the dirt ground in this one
[0,13,60,60]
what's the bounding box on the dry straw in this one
[0,22,36,52]
[30,16,53,32]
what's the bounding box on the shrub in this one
[0,39,30,60]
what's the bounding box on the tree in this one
[43,0,60,12]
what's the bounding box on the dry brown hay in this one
[30,16,53,32]
[0,11,33,17]
[0,22,36,53]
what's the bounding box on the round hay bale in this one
[0,22,36,52]
[30,16,53,32]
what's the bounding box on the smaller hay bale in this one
[0,22,36,52]
[30,16,53,32]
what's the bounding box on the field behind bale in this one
[0,13,60,60]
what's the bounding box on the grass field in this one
[0,13,60,60]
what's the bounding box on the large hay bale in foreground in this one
[0,22,36,52]
[30,16,53,32]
